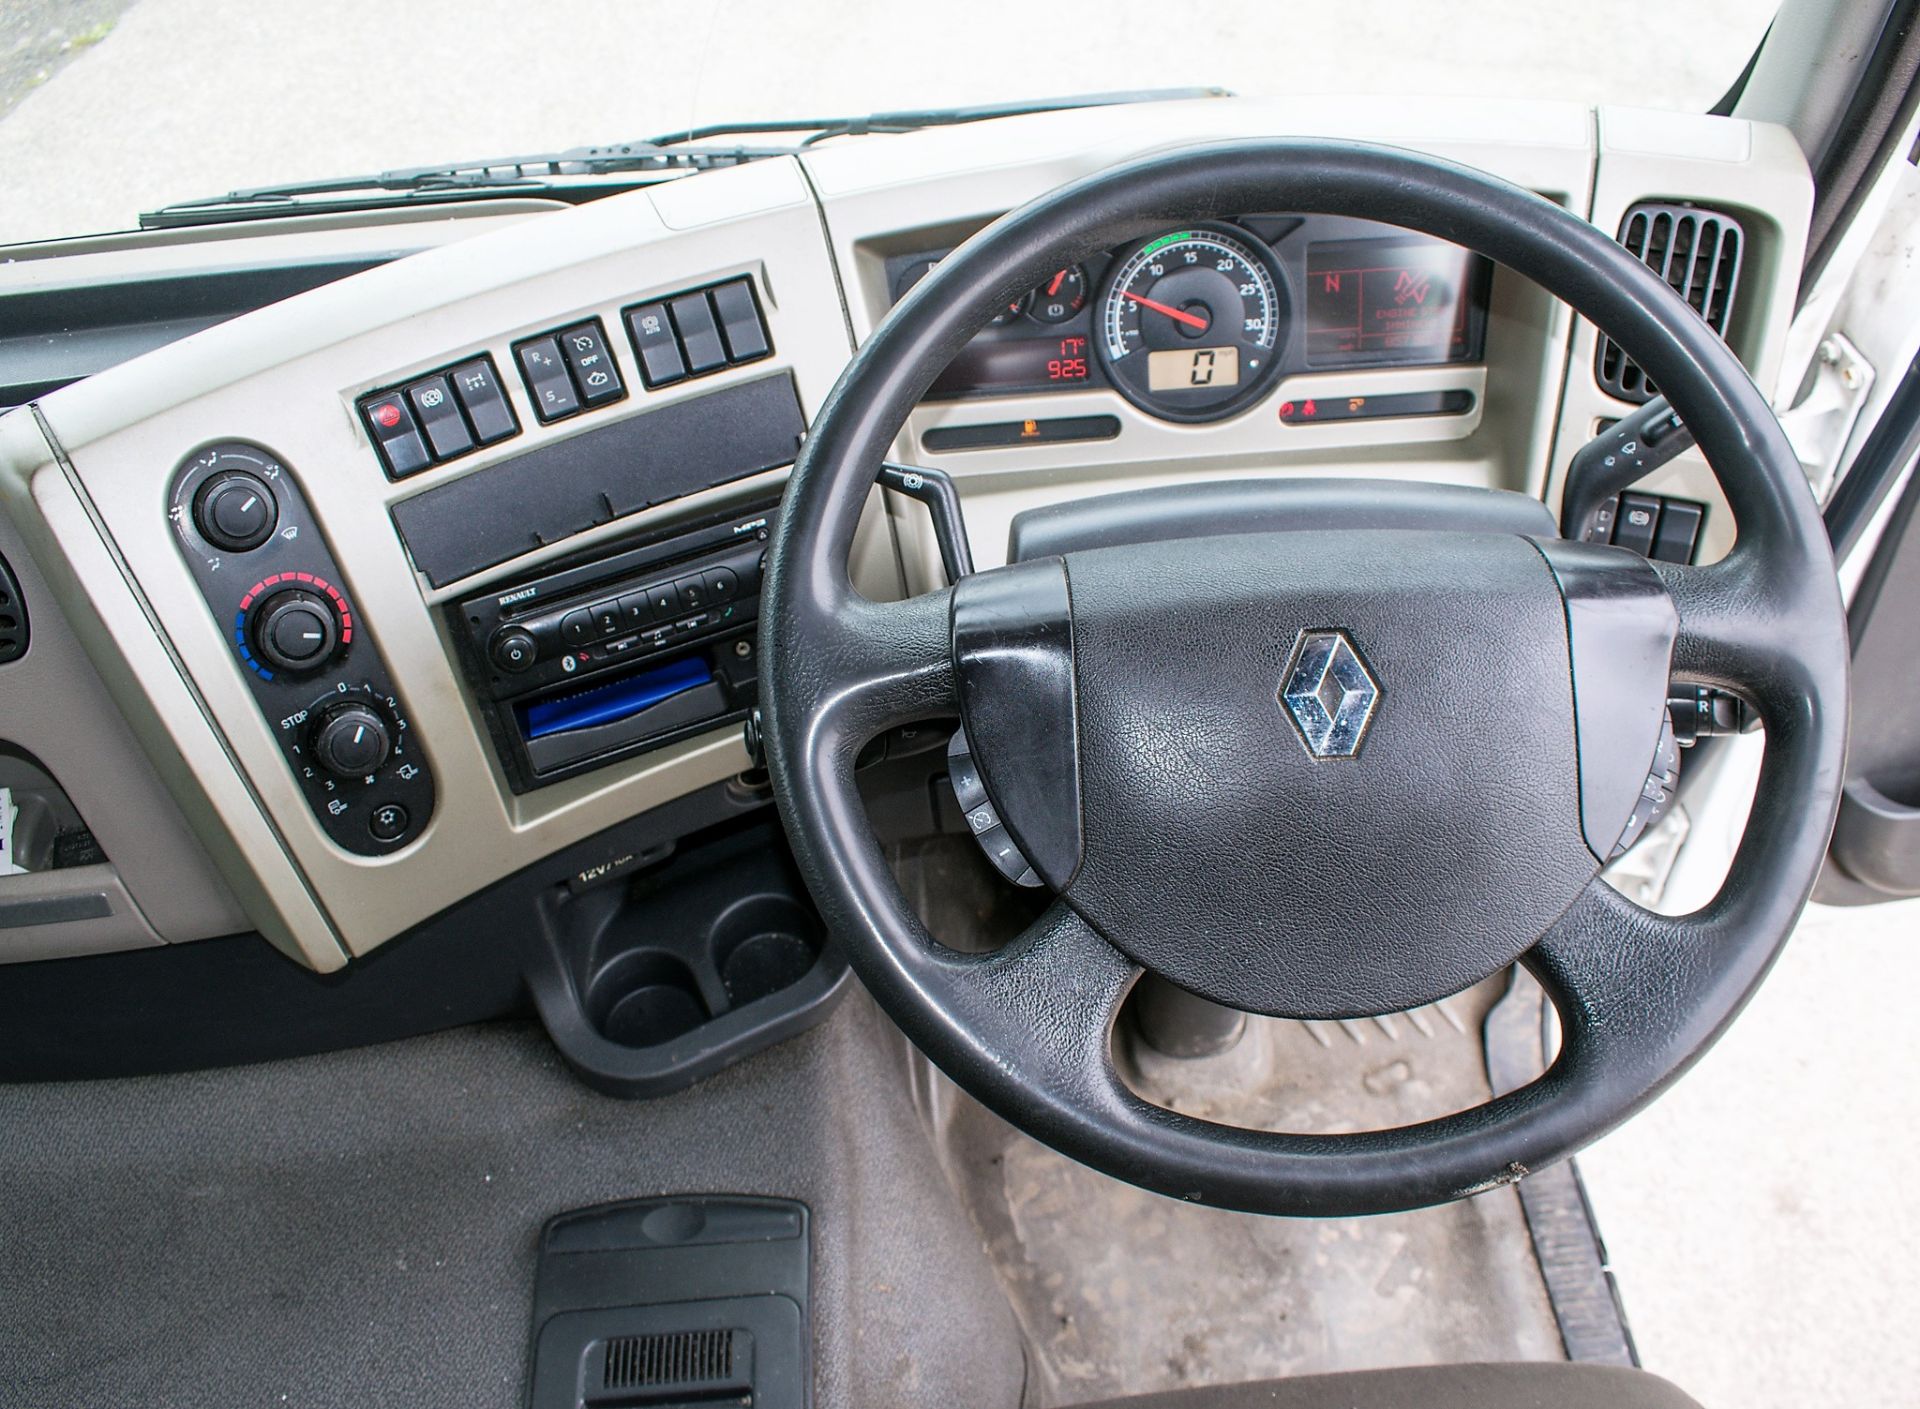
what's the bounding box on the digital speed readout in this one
[1147,346,1239,391]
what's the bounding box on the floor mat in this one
[916,976,1564,1406]
[0,995,1023,1409]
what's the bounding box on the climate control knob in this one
[310,702,393,779]
[194,470,277,551]
[250,589,340,673]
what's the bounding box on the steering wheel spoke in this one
[796,586,959,764]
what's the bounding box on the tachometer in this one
[1096,226,1287,421]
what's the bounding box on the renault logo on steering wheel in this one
[1279,629,1381,759]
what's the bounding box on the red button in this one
[372,401,402,429]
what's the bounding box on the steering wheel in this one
[759,140,1848,1216]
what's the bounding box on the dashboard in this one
[0,95,1814,977]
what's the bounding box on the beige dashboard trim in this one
[0,409,346,970]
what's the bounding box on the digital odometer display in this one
[1097,226,1285,422]
[1304,238,1486,368]
[927,334,1098,398]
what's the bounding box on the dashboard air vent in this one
[1595,202,1744,403]
[0,552,28,665]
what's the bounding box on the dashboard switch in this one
[669,293,727,374]
[516,336,581,422]
[627,303,686,387]
[406,375,474,460]
[559,609,593,645]
[712,279,770,363]
[675,575,710,611]
[368,803,410,843]
[558,320,625,407]
[1612,493,1662,556]
[449,358,517,444]
[362,391,432,477]
[1650,500,1704,563]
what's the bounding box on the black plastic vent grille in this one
[1596,202,1744,403]
[602,1328,735,1391]
[0,551,28,665]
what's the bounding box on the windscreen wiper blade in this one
[141,139,795,224]
[649,86,1232,145]
[140,86,1232,229]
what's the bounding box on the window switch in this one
[449,358,517,444]
[558,320,625,407]
[712,279,770,363]
[626,303,686,387]
[361,391,432,478]
[516,336,580,422]
[405,375,473,460]
[669,292,727,374]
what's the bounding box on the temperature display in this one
[1304,238,1487,368]
[929,335,1098,398]
[1147,346,1239,391]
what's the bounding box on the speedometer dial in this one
[1096,226,1287,422]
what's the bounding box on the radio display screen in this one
[1303,238,1489,369]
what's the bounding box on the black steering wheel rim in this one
[760,138,1848,1216]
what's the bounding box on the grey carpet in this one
[0,988,1025,1409]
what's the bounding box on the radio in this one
[454,502,776,791]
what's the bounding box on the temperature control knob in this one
[311,702,393,779]
[250,589,340,673]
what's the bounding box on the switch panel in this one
[1585,491,1707,564]
[360,353,519,480]
[623,277,772,390]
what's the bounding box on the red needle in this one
[1046,269,1067,296]
[1125,290,1209,330]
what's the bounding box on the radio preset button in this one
[589,600,624,637]
[645,581,679,617]
[702,566,740,602]
[559,609,593,645]
[617,591,653,627]
[675,576,710,611]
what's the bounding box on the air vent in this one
[0,551,28,665]
[1595,202,1745,403]
[602,1327,737,1392]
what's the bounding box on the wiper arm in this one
[140,86,1231,229]
[143,138,795,222]
[648,86,1232,146]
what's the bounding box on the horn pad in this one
[1056,530,1597,1019]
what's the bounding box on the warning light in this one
[1021,419,1040,437]
[1302,399,1318,418]
[1278,401,1295,418]
[1348,397,1366,413]
[372,402,402,429]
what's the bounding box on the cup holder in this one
[713,895,825,1009]
[527,820,850,1098]
[585,951,708,1049]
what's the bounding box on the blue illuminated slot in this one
[521,655,712,740]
